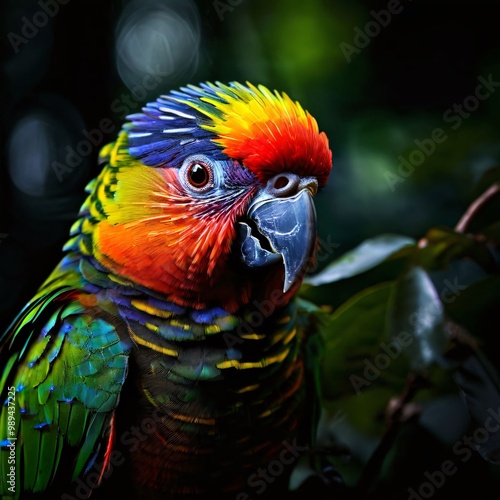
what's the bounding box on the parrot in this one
[0,81,333,499]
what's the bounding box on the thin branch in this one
[355,373,427,497]
[455,182,500,233]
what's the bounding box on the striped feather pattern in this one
[113,294,307,496]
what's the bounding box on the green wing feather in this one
[0,275,130,498]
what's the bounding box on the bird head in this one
[87,81,332,312]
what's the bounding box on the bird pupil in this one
[190,163,208,186]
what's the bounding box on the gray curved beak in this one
[238,187,317,293]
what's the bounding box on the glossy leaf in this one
[304,234,414,287]
[388,267,448,371]
[320,282,404,404]
[417,226,495,272]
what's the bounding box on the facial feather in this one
[93,154,255,301]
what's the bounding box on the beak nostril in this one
[267,173,300,197]
[274,176,289,190]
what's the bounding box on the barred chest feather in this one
[107,291,309,498]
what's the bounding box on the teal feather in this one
[66,404,88,446]
[73,412,107,480]
[36,424,59,491]
[21,416,40,490]
[0,272,131,497]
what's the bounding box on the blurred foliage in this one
[1,0,500,498]
[295,169,500,499]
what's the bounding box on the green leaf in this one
[299,251,409,313]
[304,234,415,286]
[335,387,395,438]
[320,282,396,403]
[388,267,447,371]
[417,226,496,272]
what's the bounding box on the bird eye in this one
[185,161,213,191]
[188,163,210,187]
[180,156,217,194]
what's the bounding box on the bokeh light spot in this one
[115,0,200,93]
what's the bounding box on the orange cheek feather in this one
[93,165,251,301]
